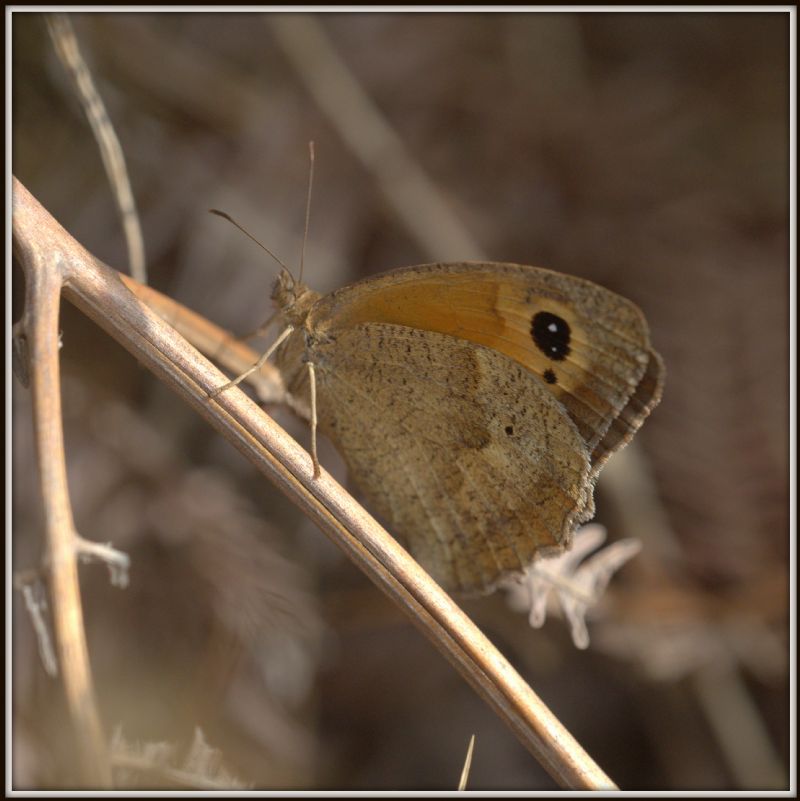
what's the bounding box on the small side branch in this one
[76,536,131,589]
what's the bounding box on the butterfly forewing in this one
[309,262,659,455]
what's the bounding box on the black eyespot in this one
[543,368,557,385]
[504,425,514,436]
[531,312,571,361]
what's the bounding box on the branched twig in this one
[13,180,113,786]
[12,176,617,790]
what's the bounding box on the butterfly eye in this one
[531,312,571,362]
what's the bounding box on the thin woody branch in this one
[13,185,111,787]
[12,176,617,790]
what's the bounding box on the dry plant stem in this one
[12,177,616,790]
[47,13,147,284]
[14,189,111,787]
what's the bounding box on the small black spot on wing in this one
[543,368,557,385]
[531,311,571,361]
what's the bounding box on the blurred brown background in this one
[11,11,790,791]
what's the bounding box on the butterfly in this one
[251,260,665,596]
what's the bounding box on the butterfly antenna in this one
[298,140,315,285]
[209,209,296,281]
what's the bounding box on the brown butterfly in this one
[250,260,665,595]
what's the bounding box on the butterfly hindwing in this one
[303,322,593,595]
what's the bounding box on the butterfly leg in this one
[209,324,294,398]
[211,309,282,367]
[307,360,321,479]
[237,309,281,343]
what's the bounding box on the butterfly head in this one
[271,268,319,327]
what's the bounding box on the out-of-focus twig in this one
[14,573,58,678]
[47,12,147,284]
[13,176,618,791]
[693,663,787,789]
[599,427,786,787]
[599,443,685,571]
[268,13,484,262]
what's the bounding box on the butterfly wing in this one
[307,262,664,472]
[590,347,664,472]
[305,323,593,594]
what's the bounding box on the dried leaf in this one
[111,726,249,790]
[502,524,641,649]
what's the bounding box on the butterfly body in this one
[271,263,664,595]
